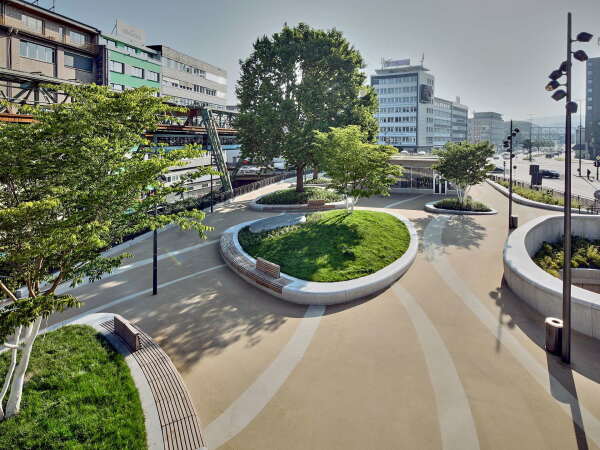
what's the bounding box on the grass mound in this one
[0,325,146,450]
[239,210,410,282]
[257,187,342,205]
[496,180,582,208]
[534,237,600,278]
[433,197,491,212]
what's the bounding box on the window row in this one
[379,96,417,104]
[162,77,217,96]
[372,75,418,85]
[376,86,417,95]
[378,106,417,114]
[20,12,88,44]
[379,116,416,123]
[380,126,416,133]
[380,135,416,144]
[109,60,159,81]
[162,57,206,77]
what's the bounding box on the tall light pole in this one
[544,13,592,364]
[504,122,520,229]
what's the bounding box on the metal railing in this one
[488,174,599,214]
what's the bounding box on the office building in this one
[371,58,467,152]
[0,0,101,107]
[585,57,600,159]
[148,44,227,109]
[468,112,505,151]
[100,21,161,93]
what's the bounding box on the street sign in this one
[594,190,600,201]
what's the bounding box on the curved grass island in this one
[248,187,348,212]
[220,210,418,305]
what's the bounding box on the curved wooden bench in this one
[100,319,206,450]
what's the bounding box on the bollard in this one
[509,215,519,229]
[545,317,563,355]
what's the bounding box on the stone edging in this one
[220,210,418,305]
[503,214,600,339]
[486,179,581,213]
[424,201,497,215]
[248,188,350,212]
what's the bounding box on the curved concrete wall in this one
[221,211,418,305]
[503,214,600,339]
[248,189,350,212]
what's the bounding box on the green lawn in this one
[0,325,146,450]
[239,210,411,281]
[433,197,491,212]
[257,187,342,205]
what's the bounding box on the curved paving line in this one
[391,284,480,450]
[384,193,427,208]
[424,215,600,448]
[205,305,325,449]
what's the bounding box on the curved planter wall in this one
[220,211,419,305]
[503,214,600,339]
[248,189,349,212]
[486,179,582,213]
[424,201,497,215]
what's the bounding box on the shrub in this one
[496,180,582,208]
[433,197,491,212]
[533,237,600,277]
[257,187,342,205]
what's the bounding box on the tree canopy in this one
[434,141,495,204]
[0,84,212,420]
[314,126,401,211]
[235,23,378,192]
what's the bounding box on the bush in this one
[305,177,332,185]
[533,237,600,277]
[496,180,582,208]
[433,197,491,212]
[257,187,342,205]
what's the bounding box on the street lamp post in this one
[152,199,158,296]
[544,12,592,364]
[504,121,520,229]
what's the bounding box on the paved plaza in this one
[46,180,600,450]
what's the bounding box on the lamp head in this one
[546,80,560,91]
[549,69,564,80]
[573,50,588,62]
[551,89,567,101]
[576,31,593,42]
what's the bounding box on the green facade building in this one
[99,31,161,93]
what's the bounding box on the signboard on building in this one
[382,58,410,68]
[420,85,433,103]
[115,20,146,47]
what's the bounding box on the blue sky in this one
[54,0,600,121]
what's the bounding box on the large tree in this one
[315,126,401,211]
[434,141,495,205]
[235,23,378,192]
[0,84,212,420]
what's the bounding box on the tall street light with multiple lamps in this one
[544,12,592,364]
[503,121,520,229]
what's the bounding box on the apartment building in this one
[148,44,227,109]
[585,57,600,159]
[468,112,505,151]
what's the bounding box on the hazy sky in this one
[54,0,600,121]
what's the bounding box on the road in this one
[492,153,600,199]
[41,180,600,450]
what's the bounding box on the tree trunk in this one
[5,317,42,419]
[0,326,22,421]
[296,166,304,193]
[312,166,319,180]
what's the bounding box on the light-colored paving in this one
[43,180,600,450]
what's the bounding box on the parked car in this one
[489,166,504,174]
[540,169,560,179]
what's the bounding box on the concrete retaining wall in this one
[503,214,600,339]
[221,211,418,305]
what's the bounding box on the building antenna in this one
[111,20,118,35]
[420,53,425,66]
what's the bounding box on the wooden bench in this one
[256,257,280,278]
[101,319,206,450]
[114,316,141,351]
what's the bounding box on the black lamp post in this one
[504,121,520,229]
[544,12,592,364]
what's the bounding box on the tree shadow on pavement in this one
[410,214,487,254]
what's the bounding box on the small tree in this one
[434,141,494,205]
[235,23,378,193]
[0,85,212,420]
[315,126,402,211]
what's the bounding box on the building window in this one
[64,52,93,71]
[19,41,54,64]
[146,70,159,82]
[110,83,124,91]
[109,60,124,73]
[69,30,87,45]
[130,66,144,78]
[22,14,43,33]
